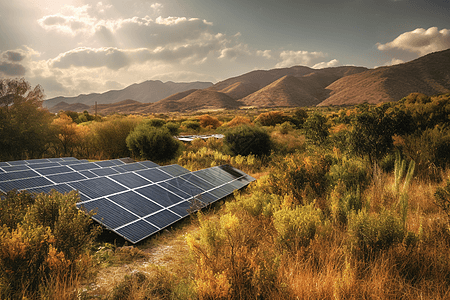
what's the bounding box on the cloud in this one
[377,27,450,56]
[0,61,26,76]
[51,47,130,70]
[384,58,405,66]
[275,51,327,68]
[312,59,340,69]
[256,50,272,59]
[3,50,25,62]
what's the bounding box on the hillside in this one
[148,89,240,113]
[319,49,450,106]
[44,49,450,113]
[44,80,213,108]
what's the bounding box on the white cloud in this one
[377,27,450,56]
[275,50,327,68]
[312,59,340,69]
[256,50,272,59]
[384,58,405,66]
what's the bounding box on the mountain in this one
[148,89,240,113]
[49,102,91,113]
[45,48,450,113]
[319,49,450,106]
[43,80,213,108]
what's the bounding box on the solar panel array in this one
[0,157,255,243]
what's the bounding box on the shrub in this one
[90,116,140,159]
[434,180,450,219]
[303,112,330,145]
[181,120,201,131]
[0,190,34,230]
[278,121,295,134]
[347,209,405,259]
[145,118,166,127]
[255,111,285,126]
[0,190,99,299]
[198,114,222,129]
[126,125,180,161]
[165,121,180,136]
[401,126,450,180]
[224,125,271,156]
[273,204,323,251]
[226,116,252,127]
[268,153,332,205]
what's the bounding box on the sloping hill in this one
[43,80,213,108]
[49,102,91,113]
[319,49,450,106]
[239,75,321,107]
[147,89,240,113]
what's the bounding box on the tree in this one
[126,125,180,161]
[224,125,271,156]
[349,104,396,163]
[0,78,54,160]
[303,112,330,145]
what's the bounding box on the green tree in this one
[0,78,55,160]
[224,125,271,156]
[126,125,180,161]
[303,112,330,145]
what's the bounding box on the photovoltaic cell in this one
[107,191,163,217]
[69,162,101,171]
[157,181,192,199]
[28,162,60,169]
[79,170,98,178]
[165,177,204,197]
[115,220,159,243]
[0,157,255,244]
[35,166,72,175]
[118,162,148,172]
[46,172,86,183]
[169,201,191,218]
[145,209,179,229]
[90,167,119,176]
[136,184,184,207]
[77,198,138,229]
[1,165,30,172]
[0,169,39,181]
[69,177,127,199]
[180,173,215,191]
[109,173,151,189]
[139,161,160,168]
[136,168,173,183]
[158,164,190,177]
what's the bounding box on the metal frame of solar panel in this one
[0,157,255,244]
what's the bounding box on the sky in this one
[0,0,449,99]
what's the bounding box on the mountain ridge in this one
[46,48,450,114]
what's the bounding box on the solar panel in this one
[0,158,255,243]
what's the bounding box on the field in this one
[1,88,450,299]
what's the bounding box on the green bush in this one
[273,204,323,251]
[0,190,99,299]
[347,209,405,259]
[181,120,201,131]
[0,190,34,230]
[402,126,450,180]
[126,125,180,161]
[90,116,140,159]
[224,125,271,156]
[145,118,166,127]
[303,112,330,145]
[165,121,180,136]
[434,180,450,219]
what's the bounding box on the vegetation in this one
[2,78,450,299]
